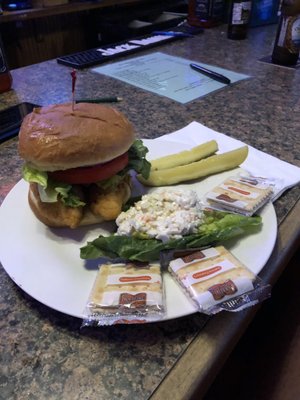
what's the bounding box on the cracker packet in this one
[82,262,165,326]
[168,246,271,315]
[205,175,274,216]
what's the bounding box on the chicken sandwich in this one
[18,102,150,228]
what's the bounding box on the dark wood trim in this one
[0,0,153,23]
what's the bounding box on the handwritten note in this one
[92,52,250,103]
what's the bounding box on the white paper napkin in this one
[153,121,300,201]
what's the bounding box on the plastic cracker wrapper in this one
[168,246,271,315]
[82,262,165,326]
[205,175,274,216]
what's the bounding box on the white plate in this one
[0,140,277,320]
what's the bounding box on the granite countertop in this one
[0,24,299,400]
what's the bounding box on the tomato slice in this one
[48,152,129,184]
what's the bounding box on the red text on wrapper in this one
[119,292,147,309]
[208,279,238,300]
[192,266,222,280]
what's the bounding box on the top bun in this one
[18,102,135,171]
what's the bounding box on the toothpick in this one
[70,69,77,111]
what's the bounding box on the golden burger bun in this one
[18,102,135,171]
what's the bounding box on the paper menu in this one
[92,52,250,103]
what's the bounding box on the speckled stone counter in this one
[0,24,299,400]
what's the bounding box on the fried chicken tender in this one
[91,192,123,220]
[89,182,130,221]
[29,183,84,229]
[58,185,85,228]
[55,201,84,228]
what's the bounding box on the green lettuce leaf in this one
[22,163,85,207]
[96,175,124,191]
[57,186,85,207]
[94,139,151,191]
[80,210,262,262]
[126,139,151,179]
[22,164,48,187]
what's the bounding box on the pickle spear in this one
[138,146,248,186]
[150,140,218,170]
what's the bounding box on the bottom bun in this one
[28,183,130,228]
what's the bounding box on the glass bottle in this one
[271,0,300,66]
[188,0,226,28]
[0,36,12,93]
[227,1,253,39]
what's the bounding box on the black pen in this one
[190,63,231,85]
[76,97,123,104]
